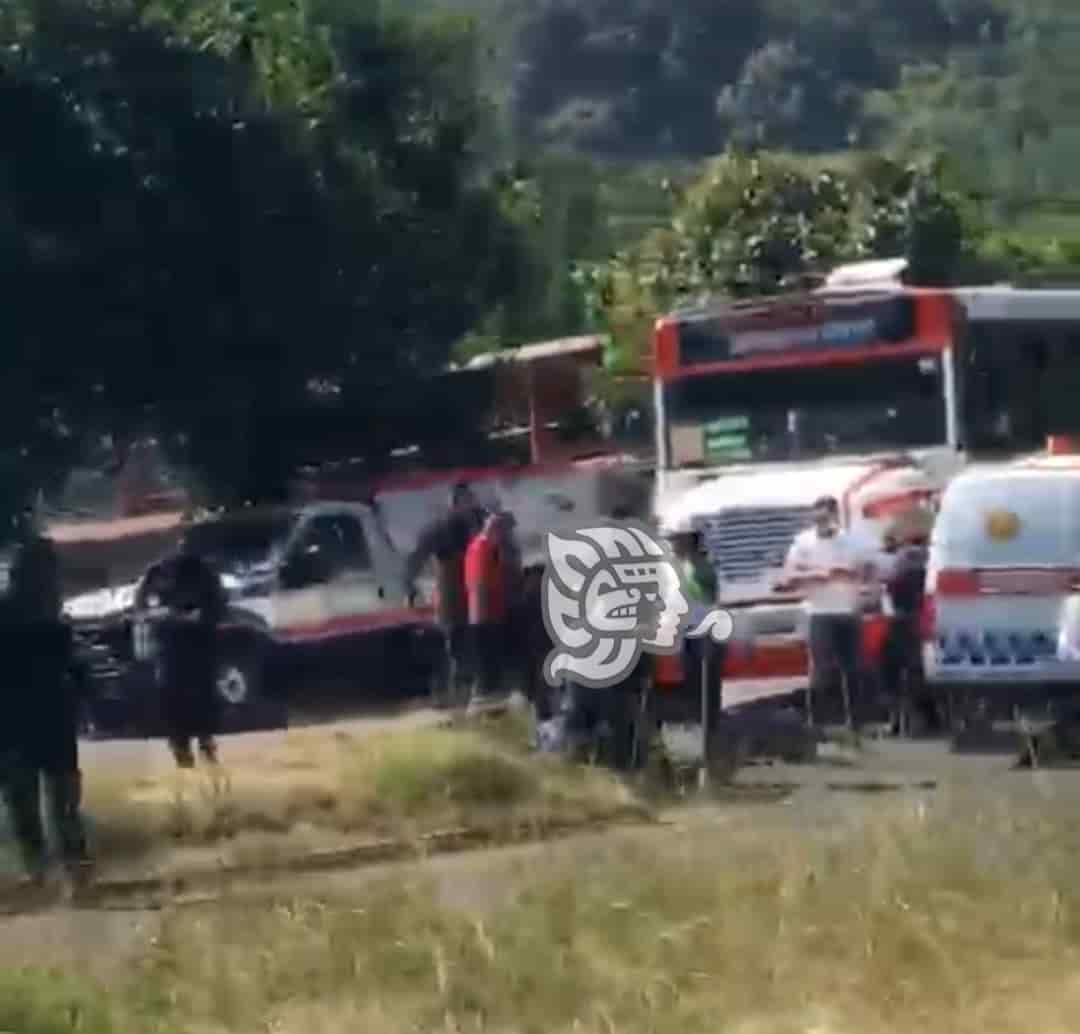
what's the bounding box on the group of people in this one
[405,481,545,713]
[0,483,931,886]
[406,482,933,753]
[783,494,931,732]
[0,520,226,889]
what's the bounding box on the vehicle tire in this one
[215,642,277,731]
[379,626,447,707]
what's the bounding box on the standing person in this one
[879,520,931,735]
[669,527,726,750]
[405,481,487,708]
[464,510,515,709]
[498,512,529,698]
[0,515,92,889]
[154,544,228,768]
[515,565,556,720]
[783,495,875,729]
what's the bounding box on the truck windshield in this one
[180,513,296,568]
[934,476,1080,567]
[662,355,946,468]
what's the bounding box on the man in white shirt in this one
[783,495,874,728]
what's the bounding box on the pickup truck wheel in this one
[215,647,264,719]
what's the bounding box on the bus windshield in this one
[662,354,947,468]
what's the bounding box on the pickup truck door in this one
[319,511,383,639]
[272,516,336,644]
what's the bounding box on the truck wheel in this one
[215,645,266,728]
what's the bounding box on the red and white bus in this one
[650,262,1080,687]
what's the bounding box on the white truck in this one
[64,456,651,734]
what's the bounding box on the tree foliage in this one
[504,0,1005,157]
[584,152,981,375]
[0,0,530,508]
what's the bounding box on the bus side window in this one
[1044,333,1080,436]
[963,324,1047,455]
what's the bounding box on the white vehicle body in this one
[651,266,1080,675]
[923,457,1080,710]
[655,453,943,639]
[368,456,652,571]
[62,501,433,729]
[64,501,412,641]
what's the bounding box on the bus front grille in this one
[696,506,813,584]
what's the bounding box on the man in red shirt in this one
[465,510,515,708]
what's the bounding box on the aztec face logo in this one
[541,521,733,689]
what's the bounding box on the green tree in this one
[0,0,528,506]
[865,0,1080,221]
[585,151,980,374]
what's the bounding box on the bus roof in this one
[956,286,1080,322]
[664,280,1080,326]
[664,285,927,324]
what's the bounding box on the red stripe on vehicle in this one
[841,456,916,526]
[276,607,438,644]
[861,489,936,520]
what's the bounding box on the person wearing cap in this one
[464,510,517,709]
[406,481,487,707]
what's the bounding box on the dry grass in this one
[69,713,644,879]
[8,788,1080,1033]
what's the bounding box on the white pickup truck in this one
[64,457,651,734]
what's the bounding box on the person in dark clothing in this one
[880,532,932,735]
[515,567,554,719]
[405,481,487,708]
[151,545,228,768]
[670,528,726,735]
[0,524,92,888]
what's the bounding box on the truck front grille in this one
[696,506,813,583]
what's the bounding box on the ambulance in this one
[923,436,1080,740]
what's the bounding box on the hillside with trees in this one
[1,0,1078,512]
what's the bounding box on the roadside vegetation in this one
[7,790,1080,1033]
[0,716,644,884]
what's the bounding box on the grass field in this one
[1,714,643,885]
[6,786,1080,1033]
